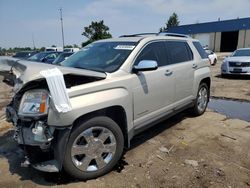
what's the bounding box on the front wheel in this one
[190,83,209,116]
[63,116,124,180]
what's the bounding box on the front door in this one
[132,41,175,128]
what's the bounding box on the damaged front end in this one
[6,88,71,172]
[1,56,107,172]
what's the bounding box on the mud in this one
[208,98,250,122]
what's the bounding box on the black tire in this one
[63,116,124,180]
[190,83,209,116]
[221,73,227,78]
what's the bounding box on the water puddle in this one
[208,98,250,122]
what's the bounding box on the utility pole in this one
[32,34,36,49]
[59,7,65,49]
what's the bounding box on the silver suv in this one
[2,33,211,180]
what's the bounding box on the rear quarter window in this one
[193,41,208,59]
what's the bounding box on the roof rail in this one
[119,33,157,37]
[157,32,190,38]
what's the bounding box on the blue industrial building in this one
[167,17,250,52]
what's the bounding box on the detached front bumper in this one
[6,105,71,173]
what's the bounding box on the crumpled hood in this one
[225,56,250,62]
[0,56,106,85]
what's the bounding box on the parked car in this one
[221,48,250,76]
[52,52,74,65]
[63,48,80,53]
[3,33,211,180]
[45,47,63,52]
[205,49,217,65]
[27,51,61,64]
[12,51,38,60]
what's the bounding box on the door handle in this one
[192,64,198,69]
[165,69,173,76]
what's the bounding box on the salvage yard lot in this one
[0,59,250,187]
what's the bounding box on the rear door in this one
[164,40,195,105]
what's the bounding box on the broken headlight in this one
[18,89,49,117]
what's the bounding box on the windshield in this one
[232,49,250,57]
[46,49,55,52]
[63,49,71,52]
[205,50,212,55]
[61,42,137,73]
[13,52,30,58]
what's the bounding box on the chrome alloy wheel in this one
[197,86,208,112]
[71,127,117,172]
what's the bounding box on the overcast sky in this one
[0,0,250,48]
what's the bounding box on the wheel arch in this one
[72,105,129,148]
[199,77,211,100]
[200,77,211,90]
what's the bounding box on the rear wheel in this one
[190,83,209,116]
[63,116,124,180]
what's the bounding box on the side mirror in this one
[133,60,158,72]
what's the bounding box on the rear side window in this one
[193,41,208,59]
[135,41,168,67]
[165,41,193,64]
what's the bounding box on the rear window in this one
[165,41,193,64]
[193,41,208,59]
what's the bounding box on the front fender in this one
[47,87,131,127]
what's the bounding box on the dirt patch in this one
[0,111,249,187]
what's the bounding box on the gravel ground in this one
[0,59,250,188]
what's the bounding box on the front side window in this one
[165,41,193,64]
[134,41,168,67]
[61,42,137,73]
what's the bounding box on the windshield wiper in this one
[73,66,106,74]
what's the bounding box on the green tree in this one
[64,45,73,48]
[73,44,79,48]
[40,47,46,51]
[160,12,180,32]
[82,20,112,47]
